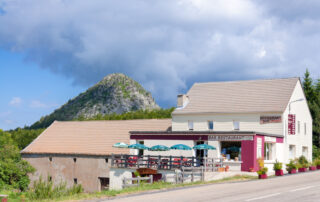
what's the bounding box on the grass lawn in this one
[1,175,257,202]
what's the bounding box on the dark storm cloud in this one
[1,0,320,106]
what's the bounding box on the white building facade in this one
[130,78,313,171]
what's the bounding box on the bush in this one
[286,160,298,172]
[313,158,320,166]
[273,160,282,171]
[296,156,309,168]
[256,158,268,175]
[27,176,83,200]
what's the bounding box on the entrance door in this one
[99,177,109,191]
[195,141,206,165]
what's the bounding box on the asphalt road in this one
[106,170,320,202]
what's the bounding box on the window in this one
[73,158,77,163]
[49,176,52,182]
[302,146,308,158]
[49,157,52,162]
[188,121,194,131]
[208,121,214,130]
[74,178,78,184]
[105,158,109,163]
[99,177,110,191]
[264,143,275,160]
[297,121,300,134]
[304,123,307,135]
[289,145,296,159]
[233,121,240,130]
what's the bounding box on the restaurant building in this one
[130,78,313,172]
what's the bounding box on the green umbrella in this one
[113,142,129,148]
[193,144,216,150]
[170,144,192,150]
[128,143,150,150]
[149,145,170,151]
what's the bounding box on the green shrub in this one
[27,176,83,200]
[273,160,282,171]
[296,156,309,168]
[314,158,320,166]
[286,160,298,172]
[257,167,268,175]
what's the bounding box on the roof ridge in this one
[193,77,299,86]
[55,118,171,123]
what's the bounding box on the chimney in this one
[177,94,189,108]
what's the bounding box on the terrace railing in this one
[111,154,223,171]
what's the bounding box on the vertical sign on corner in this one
[288,114,296,135]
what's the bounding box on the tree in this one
[303,69,316,103]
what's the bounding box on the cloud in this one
[0,0,320,106]
[9,97,22,106]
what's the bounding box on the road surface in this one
[106,171,320,202]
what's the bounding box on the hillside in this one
[30,73,160,129]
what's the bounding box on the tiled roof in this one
[21,119,171,156]
[173,77,299,114]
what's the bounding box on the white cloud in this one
[0,0,320,106]
[9,97,22,106]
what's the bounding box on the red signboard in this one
[288,114,296,135]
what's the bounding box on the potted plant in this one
[257,158,268,179]
[297,156,309,172]
[273,160,283,176]
[314,158,320,170]
[286,159,298,174]
[309,162,317,171]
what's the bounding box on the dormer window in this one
[233,121,240,130]
[188,121,194,131]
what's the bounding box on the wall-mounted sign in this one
[265,136,276,143]
[209,135,253,141]
[288,114,296,135]
[260,116,282,124]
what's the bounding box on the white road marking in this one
[289,186,315,192]
[245,193,281,201]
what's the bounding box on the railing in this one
[111,154,223,171]
[123,175,153,188]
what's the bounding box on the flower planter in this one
[309,166,317,171]
[258,174,268,179]
[298,168,308,172]
[275,169,284,176]
[317,165,320,170]
[289,169,297,174]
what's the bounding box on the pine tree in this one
[303,69,316,103]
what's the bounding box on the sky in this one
[1,0,320,130]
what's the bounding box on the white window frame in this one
[188,120,194,131]
[264,143,275,161]
[233,121,240,130]
[289,145,296,159]
[302,146,308,158]
[208,121,214,130]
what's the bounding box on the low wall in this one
[109,168,135,190]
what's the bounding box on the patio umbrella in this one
[193,144,216,150]
[112,142,129,148]
[170,144,192,150]
[128,143,150,150]
[149,145,170,151]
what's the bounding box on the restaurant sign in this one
[209,135,253,141]
[260,116,282,124]
[288,114,296,135]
